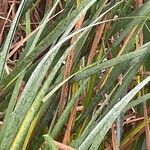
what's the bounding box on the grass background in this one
[0,0,150,149]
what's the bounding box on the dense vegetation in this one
[0,0,150,149]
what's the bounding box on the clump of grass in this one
[0,0,150,149]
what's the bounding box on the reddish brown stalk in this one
[0,0,9,44]
[34,8,41,26]
[124,117,144,124]
[59,51,74,115]
[63,101,78,144]
[134,0,143,8]
[60,5,85,144]
[59,15,85,115]
[111,124,117,150]
[105,140,113,150]
[48,0,53,8]
[87,16,106,64]
[54,141,75,150]
[18,81,25,98]
[48,0,54,24]
[0,3,14,45]
[12,0,16,18]
[31,9,40,29]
